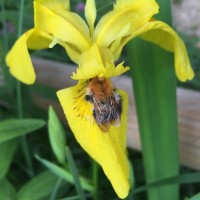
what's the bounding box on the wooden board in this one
[32,57,200,170]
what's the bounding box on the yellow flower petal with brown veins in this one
[57,81,129,198]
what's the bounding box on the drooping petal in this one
[57,82,130,198]
[94,0,158,49]
[139,21,194,81]
[6,28,52,84]
[115,20,194,81]
[34,0,92,63]
[85,0,96,36]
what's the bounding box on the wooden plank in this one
[32,57,200,170]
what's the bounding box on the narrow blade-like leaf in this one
[0,178,16,200]
[17,171,60,200]
[186,192,200,200]
[0,139,18,180]
[133,172,200,194]
[126,0,179,199]
[66,146,87,200]
[48,106,66,164]
[35,155,94,192]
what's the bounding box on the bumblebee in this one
[85,77,122,132]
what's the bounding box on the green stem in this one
[0,0,9,53]
[0,0,9,81]
[92,160,99,200]
[50,178,62,200]
[17,0,34,177]
[16,82,23,118]
[17,0,25,37]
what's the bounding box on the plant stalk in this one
[17,0,34,177]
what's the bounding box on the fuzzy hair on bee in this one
[85,77,122,132]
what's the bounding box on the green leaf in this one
[48,106,66,164]
[129,161,135,191]
[127,40,179,200]
[0,178,16,199]
[66,146,87,200]
[133,172,200,194]
[126,0,179,199]
[17,171,59,200]
[59,196,80,200]
[186,192,200,200]
[0,119,46,143]
[0,139,18,180]
[35,155,94,192]
[50,178,62,200]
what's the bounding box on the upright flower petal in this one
[34,0,92,62]
[57,82,130,198]
[85,0,96,36]
[71,44,129,80]
[94,0,158,49]
[6,29,52,84]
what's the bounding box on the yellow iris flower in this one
[6,0,194,198]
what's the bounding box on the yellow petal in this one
[85,0,96,36]
[71,44,107,80]
[94,0,158,49]
[72,43,129,80]
[34,0,91,62]
[135,21,194,81]
[27,29,53,50]
[106,62,130,78]
[6,29,52,84]
[35,0,70,11]
[57,82,130,198]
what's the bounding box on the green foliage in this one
[133,172,200,195]
[186,192,200,200]
[35,154,94,192]
[0,178,16,200]
[0,139,18,180]
[0,119,45,143]
[48,106,66,164]
[17,171,61,200]
[66,146,87,200]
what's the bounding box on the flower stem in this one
[0,0,9,53]
[50,178,62,200]
[92,160,99,200]
[16,82,23,118]
[17,0,34,177]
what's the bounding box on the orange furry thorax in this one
[87,77,113,100]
